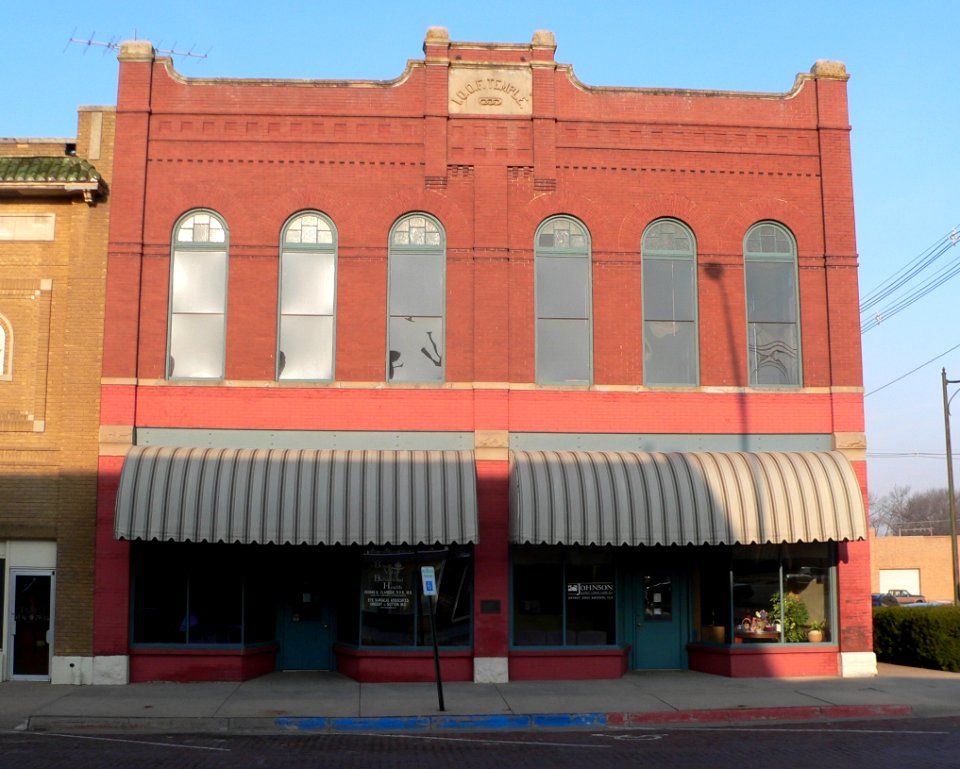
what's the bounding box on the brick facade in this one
[95,30,869,683]
[871,532,959,602]
[0,109,114,682]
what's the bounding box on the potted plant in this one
[770,592,809,643]
[807,620,826,643]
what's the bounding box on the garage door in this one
[879,568,921,595]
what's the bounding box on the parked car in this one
[872,592,899,607]
[885,588,926,605]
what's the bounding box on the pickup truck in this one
[885,588,926,605]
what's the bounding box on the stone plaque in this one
[448,66,533,115]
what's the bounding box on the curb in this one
[276,704,914,733]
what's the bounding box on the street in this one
[2,717,959,769]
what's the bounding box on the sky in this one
[2,1,957,499]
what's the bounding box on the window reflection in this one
[513,548,615,646]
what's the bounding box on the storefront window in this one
[513,548,616,646]
[131,543,273,647]
[782,545,833,643]
[188,568,242,644]
[359,547,472,647]
[0,558,5,650]
[696,550,732,642]
[731,543,834,644]
[132,560,188,644]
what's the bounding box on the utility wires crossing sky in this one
[860,224,960,333]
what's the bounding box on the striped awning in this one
[509,450,866,546]
[115,447,478,546]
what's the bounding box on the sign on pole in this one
[421,565,444,711]
[421,565,438,597]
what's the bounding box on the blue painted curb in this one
[275,712,612,732]
[531,713,608,729]
[435,714,532,730]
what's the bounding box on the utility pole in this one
[941,368,960,606]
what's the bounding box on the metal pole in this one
[428,594,444,711]
[942,368,960,606]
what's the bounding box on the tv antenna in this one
[65,29,210,60]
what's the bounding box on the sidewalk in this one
[2,663,959,734]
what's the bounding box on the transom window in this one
[277,212,337,381]
[744,222,801,386]
[642,219,698,385]
[167,211,229,380]
[535,216,592,385]
[387,214,445,382]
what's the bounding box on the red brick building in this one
[94,29,872,684]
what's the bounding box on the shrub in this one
[873,605,960,672]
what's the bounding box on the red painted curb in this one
[609,704,912,725]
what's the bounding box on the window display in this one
[730,543,834,644]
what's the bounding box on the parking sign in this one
[421,566,438,597]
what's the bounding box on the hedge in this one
[873,605,960,672]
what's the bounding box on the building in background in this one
[871,531,958,602]
[0,109,113,682]
[94,30,870,685]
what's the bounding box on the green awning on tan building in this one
[115,446,478,546]
[509,450,866,546]
[0,156,104,200]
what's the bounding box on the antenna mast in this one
[66,30,210,60]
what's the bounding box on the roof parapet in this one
[425,26,450,44]
[531,30,556,49]
[118,40,155,62]
[810,60,849,80]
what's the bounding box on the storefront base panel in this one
[688,644,840,678]
[130,646,279,683]
[508,648,630,680]
[334,646,474,682]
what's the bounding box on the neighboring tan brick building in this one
[94,29,871,685]
[871,531,959,602]
[0,109,113,682]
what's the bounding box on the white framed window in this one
[387,213,445,382]
[642,219,699,386]
[167,210,228,380]
[0,313,10,380]
[277,212,337,381]
[744,221,801,386]
[535,216,592,385]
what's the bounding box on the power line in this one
[861,226,960,333]
[861,225,959,313]
[864,340,960,396]
[867,452,946,459]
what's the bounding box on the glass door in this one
[9,570,55,680]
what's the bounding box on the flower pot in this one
[806,629,824,643]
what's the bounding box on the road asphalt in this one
[1,663,958,734]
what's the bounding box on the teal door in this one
[631,572,688,669]
[278,585,334,671]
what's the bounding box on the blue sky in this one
[3,1,957,498]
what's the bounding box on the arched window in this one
[167,210,228,379]
[744,222,801,386]
[277,212,337,380]
[535,216,592,384]
[387,213,445,382]
[0,314,10,380]
[642,219,698,385]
